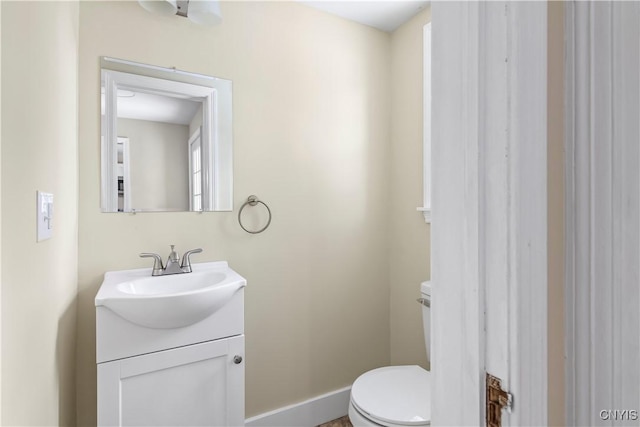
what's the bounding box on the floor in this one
[317,415,353,427]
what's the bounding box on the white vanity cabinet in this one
[98,335,244,427]
[95,262,247,427]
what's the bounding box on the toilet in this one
[348,281,431,426]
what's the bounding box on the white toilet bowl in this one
[348,282,431,427]
[348,365,431,426]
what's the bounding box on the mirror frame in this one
[101,57,233,212]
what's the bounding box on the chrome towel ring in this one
[238,195,272,234]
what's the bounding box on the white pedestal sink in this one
[95,261,246,426]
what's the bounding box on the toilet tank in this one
[420,281,431,363]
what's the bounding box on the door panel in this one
[98,336,244,427]
[431,2,548,425]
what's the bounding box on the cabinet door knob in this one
[233,355,243,364]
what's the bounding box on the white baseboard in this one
[245,386,351,427]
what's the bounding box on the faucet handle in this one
[180,248,203,272]
[139,253,164,276]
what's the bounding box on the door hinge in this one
[486,372,513,427]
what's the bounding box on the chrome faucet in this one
[140,245,203,276]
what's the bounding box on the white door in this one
[188,128,203,212]
[97,336,245,427]
[431,2,548,425]
[117,137,131,212]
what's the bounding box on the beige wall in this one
[389,8,431,367]
[1,1,79,425]
[548,1,565,425]
[77,1,391,423]
[118,118,190,211]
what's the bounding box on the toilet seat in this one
[350,365,431,426]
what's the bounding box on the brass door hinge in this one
[486,373,513,427]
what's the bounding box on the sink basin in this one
[117,271,227,296]
[95,261,246,329]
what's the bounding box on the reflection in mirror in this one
[101,57,232,212]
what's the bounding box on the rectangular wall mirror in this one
[101,57,233,212]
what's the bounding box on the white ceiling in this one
[117,91,201,126]
[299,1,429,33]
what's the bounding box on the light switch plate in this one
[37,191,53,242]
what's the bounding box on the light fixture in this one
[138,0,222,26]
[100,87,136,98]
[137,0,178,16]
[186,0,222,26]
[116,90,136,98]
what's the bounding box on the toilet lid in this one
[351,365,431,426]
